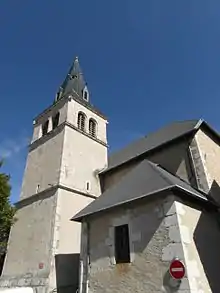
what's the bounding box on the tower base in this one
[0,275,48,293]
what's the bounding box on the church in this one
[1,57,220,293]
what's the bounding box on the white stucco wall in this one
[20,130,64,200]
[59,99,108,196]
[57,189,94,254]
[60,126,107,196]
[2,190,57,278]
[0,289,33,293]
[2,95,108,293]
[67,99,107,144]
[176,199,220,293]
[32,99,68,143]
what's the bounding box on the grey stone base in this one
[0,275,48,293]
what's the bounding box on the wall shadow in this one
[208,180,220,206]
[193,180,220,293]
[102,138,192,193]
[55,253,79,293]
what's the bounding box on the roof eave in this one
[71,184,214,223]
[71,186,173,222]
[103,119,220,175]
[198,120,220,144]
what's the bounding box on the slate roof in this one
[32,57,107,121]
[72,159,208,222]
[56,56,86,101]
[104,119,207,174]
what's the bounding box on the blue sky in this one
[1,0,220,203]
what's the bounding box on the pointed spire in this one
[56,56,88,102]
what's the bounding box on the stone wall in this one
[194,129,220,198]
[188,137,209,193]
[79,195,191,293]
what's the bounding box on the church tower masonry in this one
[0,57,108,293]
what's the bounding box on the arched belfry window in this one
[83,90,88,101]
[82,87,89,102]
[52,112,60,130]
[89,118,97,137]
[77,112,86,131]
[42,120,49,136]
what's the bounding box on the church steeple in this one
[56,56,89,102]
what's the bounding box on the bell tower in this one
[0,57,108,293]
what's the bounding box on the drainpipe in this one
[79,221,90,293]
[79,260,83,293]
[86,222,90,293]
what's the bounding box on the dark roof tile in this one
[72,159,207,222]
[104,119,203,173]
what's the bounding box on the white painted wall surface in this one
[0,288,33,293]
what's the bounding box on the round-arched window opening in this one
[83,90,89,101]
[42,120,49,136]
[52,112,60,130]
[89,119,97,138]
[77,112,86,131]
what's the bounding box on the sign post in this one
[169,259,185,280]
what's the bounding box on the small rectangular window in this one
[114,224,130,264]
[36,184,40,193]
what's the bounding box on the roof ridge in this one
[152,162,209,200]
[194,118,204,129]
[72,159,209,222]
[105,119,204,174]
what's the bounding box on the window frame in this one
[42,120,49,136]
[83,90,88,101]
[89,118,97,138]
[114,224,131,264]
[77,112,86,131]
[52,112,60,130]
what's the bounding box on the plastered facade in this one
[60,125,107,196]
[66,99,107,144]
[22,97,108,201]
[175,199,220,293]
[80,195,191,293]
[20,130,64,200]
[32,98,68,144]
[1,95,108,293]
[0,189,58,291]
[57,189,94,254]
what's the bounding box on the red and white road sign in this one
[169,259,185,280]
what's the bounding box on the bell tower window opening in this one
[42,120,49,136]
[89,119,97,137]
[83,90,88,101]
[77,112,86,131]
[52,112,60,130]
